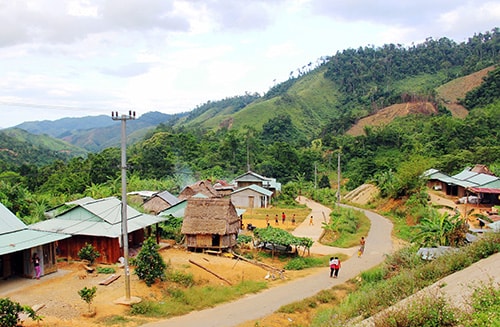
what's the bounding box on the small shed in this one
[142,190,180,215]
[181,198,240,252]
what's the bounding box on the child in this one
[32,253,41,279]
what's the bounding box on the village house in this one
[142,190,180,215]
[232,171,281,197]
[178,180,220,200]
[424,165,500,205]
[29,197,166,264]
[212,180,236,197]
[231,184,273,208]
[0,203,69,279]
[181,197,241,252]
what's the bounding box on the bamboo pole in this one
[188,259,232,285]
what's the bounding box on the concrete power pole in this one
[111,111,140,305]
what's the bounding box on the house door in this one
[212,234,220,247]
[248,196,255,208]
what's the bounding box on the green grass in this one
[130,280,268,318]
[311,232,500,326]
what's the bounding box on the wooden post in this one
[188,259,232,285]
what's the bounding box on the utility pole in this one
[111,110,139,304]
[337,149,341,206]
[314,162,317,189]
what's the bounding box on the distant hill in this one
[13,111,186,152]
[0,128,87,166]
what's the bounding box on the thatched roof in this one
[181,198,240,235]
[178,180,220,200]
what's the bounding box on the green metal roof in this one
[0,229,70,256]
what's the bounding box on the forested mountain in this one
[12,111,186,152]
[0,28,499,223]
[0,128,86,168]
[175,28,499,139]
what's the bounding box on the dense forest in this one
[0,28,499,223]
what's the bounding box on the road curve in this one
[142,199,394,327]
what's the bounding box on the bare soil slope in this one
[436,66,495,117]
[346,102,437,136]
[346,65,495,136]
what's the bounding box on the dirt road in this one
[143,199,394,327]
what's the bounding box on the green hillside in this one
[0,128,88,167]
[175,29,499,140]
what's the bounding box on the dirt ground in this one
[5,230,315,327]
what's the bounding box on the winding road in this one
[143,198,394,327]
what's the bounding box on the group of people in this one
[329,237,366,278]
[265,213,296,227]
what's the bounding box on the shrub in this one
[78,286,97,313]
[0,298,40,327]
[373,293,458,327]
[284,256,325,270]
[134,236,167,286]
[166,270,194,287]
[77,243,100,265]
[96,266,116,274]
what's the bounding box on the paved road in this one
[143,198,394,327]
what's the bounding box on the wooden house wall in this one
[58,235,120,264]
[58,229,146,264]
[185,233,236,250]
[0,243,60,279]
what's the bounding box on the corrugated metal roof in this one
[0,203,26,234]
[469,187,500,194]
[0,229,70,256]
[231,184,273,196]
[30,197,167,238]
[156,190,180,206]
[480,179,500,189]
[158,200,187,218]
[423,168,440,177]
[466,174,497,185]
[452,169,478,180]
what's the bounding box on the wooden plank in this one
[99,274,120,286]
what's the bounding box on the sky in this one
[0,0,499,128]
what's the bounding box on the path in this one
[143,198,394,327]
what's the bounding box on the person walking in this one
[275,214,279,225]
[281,212,286,225]
[329,257,335,278]
[292,214,296,225]
[332,257,340,278]
[309,215,314,226]
[32,253,41,279]
[358,237,366,257]
[266,214,270,227]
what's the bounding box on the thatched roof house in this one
[178,180,220,200]
[181,197,241,251]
